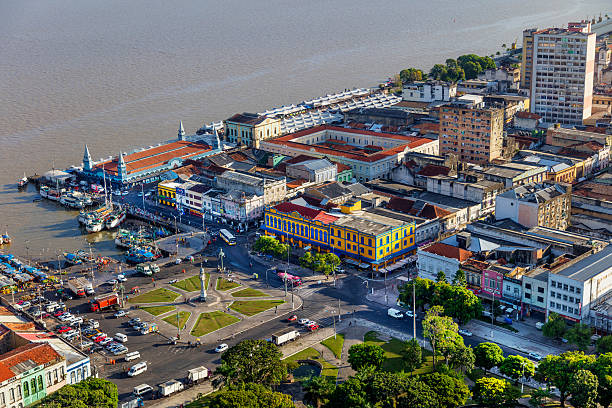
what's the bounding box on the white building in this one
[425,175,503,216]
[402,81,456,103]
[417,242,473,282]
[286,158,337,183]
[525,25,596,125]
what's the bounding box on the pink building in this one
[481,268,503,298]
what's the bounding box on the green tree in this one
[303,376,335,408]
[365,371,413,407]
[299,252,314,269]
[395,378,438,408]
[208,383,294,408]
[398,277,433,311]
[536,351,596,407]
[529,389,552,408]
[399,68,425,83]
[474,342,504,374]
[596,336,612,354]
[422,372,471,408]
[38,378,118,408]
[436,271,447,283]
[473,377,520,408]
[569,369,599,408]
[422,305,459,367]
[591,353,612,408]
[429,64,448,81]
[402,338,422,373]
[254,236,279,254]
[542,312,567,339]
[565,323,592,351]
[433,283,483,324]
[452,269,466,286]
[463,61,483,79]
[324,253,341,275]
[499,355,535,383]
[348,343,385,371]
[328,377,370,408]
[449,344,475,373]
[218,339,286,385]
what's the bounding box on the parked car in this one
[56,326,71,334]
[117,274,127,282]
[99,338,113,346]
[458,329,473,337]
[114,310,128,318]
[215,343,228,353]
[168,279,178,284]
[53,310,66,317]
[107,279,118,285]
[528,352,543,361]
[88,319,100,328]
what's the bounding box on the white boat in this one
[85,219,104,233]
[105,210,126,229]
[78,204,111,224]
[60,194,85,209]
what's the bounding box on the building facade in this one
[224,113,281,148]
[402,81,457,103]
[263,203,416,271]
[286,158,337,183]
[438,102,505,164]
[216,171,286,205]
[524,24,596,125]
[495,182,571,230]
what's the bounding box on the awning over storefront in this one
[345,258,359,266]
[358,263,370,268]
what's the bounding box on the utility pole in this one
[384,270,388,305]
[338,298,341,322]
[284,275,287,297]
[412,277,416,340]
[176,311,180,339]
[291,284,294,310]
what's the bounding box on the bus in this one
[219,229,236,246]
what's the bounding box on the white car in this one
[215,343,229,353]
[298,318,310,326]
[59,313,73,322]
[458,329,473,337]
[528,352,543,361]
[114,310,128,318]
[168,279,178,284]
[88,319,100,329]
[121,191,129,196]
[174,258,182,265]
[99,338,113,346]
[107,279,117,285]
[117,275,127,282]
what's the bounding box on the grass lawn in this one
[284,347,338,382]
[364,331,434,374]
[230,288,268,298]
[190,311,240,337]
[128,288,179,304]
[230,299,285,316]
[171,274,210,292]
[216,277,241,291]
[140,305,176,316]
[162,311,191,330]
[321,334,345,359]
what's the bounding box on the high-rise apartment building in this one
[521,22,596,125]
[438,99,505,165]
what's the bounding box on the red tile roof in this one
[96,141,213,176]
[264,125,433,163]
[515,111,541,120]
[417,164,451,177]
[421,242,472,261]
[0,343,62,382]
[273,202,338,224]
[419,203,452,219]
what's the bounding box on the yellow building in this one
[263,202,416,271]
[157,181,181,207]
[224,112,281,148]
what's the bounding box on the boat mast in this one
[102,163,108,208]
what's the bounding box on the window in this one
[47,372,51,386]
[551,281,556,288]
[569,286,575,293]
[550,301,555,307]
[575,298,580,304]
[563,284,568,291]
[551,291,556,297]
[557,293,561,299]
[23,382,29,398]
[537,296,544,303]
[576,288,581,294]
[568,307,573,314]
[562,305,567,311]
[525,283,532,290]
[525,293,531,299]
[563,295,568,301]
[9,388,14,403]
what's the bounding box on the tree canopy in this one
[591,353,612,408]
[422,372,471,407]
[422,305,459,367]
[473,377,520,408]
[208,383,295,408]
[398,278,433,311]
[402,338,422,373]
[299,252,341,277]
[399,68,425,83]
[569,369,599,408]
[565,323,592,351]
[596,335,612,354]
[218,339,286,385]
[474,342,504,373]
[254,236,288,259]
[38,378,118,408]
[499,355,535,382]
[536,351,596,407]
[347,343,386,371]
[542,312,567,339]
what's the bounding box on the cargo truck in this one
[158,380,184,397]
[67,278,90,297]
[90,293,119,312]
[187,366,209,384]
[271,329,300,346]
[136,264,152,276]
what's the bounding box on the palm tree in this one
[303,376,335,408]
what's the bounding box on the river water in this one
[0,0,609,258]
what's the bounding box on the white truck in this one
[271,329,300,346]
[158,380,184,397]
[187,366,209,384]
[67,277,90,297]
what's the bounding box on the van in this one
[45,303,59,313]
[127,362,147,377]
[115,333,128,343]
[132,384,153,397]
[387,308,404,319]
[125,351,140,362]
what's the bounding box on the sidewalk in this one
[464,319,571,356]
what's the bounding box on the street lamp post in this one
[218,248,225,272]
[412,275,416,340]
